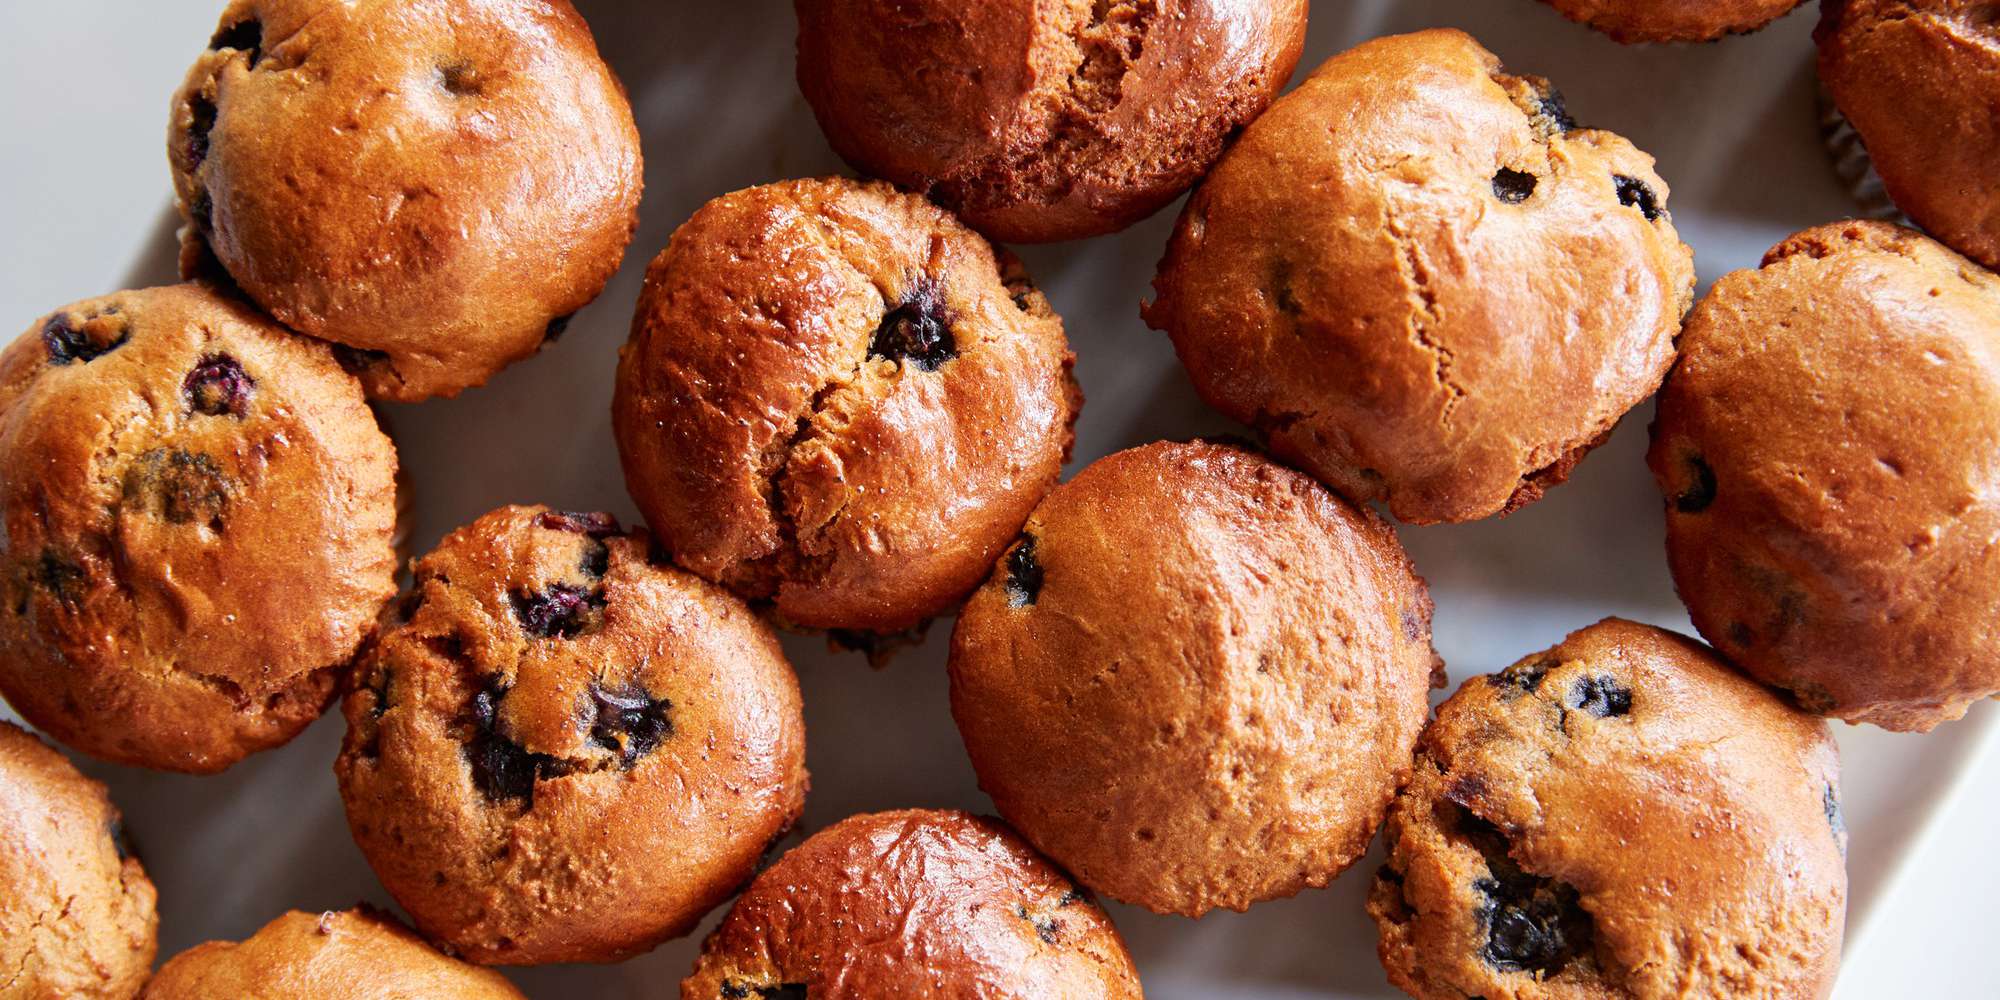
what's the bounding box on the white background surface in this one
[1,2,1996,997]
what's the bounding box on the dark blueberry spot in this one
[368,668,393,720]
[869,276,956,372]
[1005,534,1042,608]
[209,18,262,66]
[1014,903,1063,944]
[721,984,807,1000]
[1455,811,1593,977]
[1477,875,1590,977]
[1489,657,1554,697]
[1615,175,1662,222]
[122,449,230,527]
[438,62,482,96]
[42,314,128,365]
[509,583,604,639]
[588,683,673,768]
[1675,455,1717,513]
[1537,88,1576,132]
[1493,168,1537,205]
[1566,675,1632,718]
[31,553,87,610]
[537,509,621,537]
[186,96,218,168]
[331,344,390,375]
[1824,784,1847,853]
[1058,888,1086,907]
[543,313,575,343]
[183,353,255,417]
[579,540,611,579]
[462,679,562,804]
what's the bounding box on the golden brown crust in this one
[168,0,642,401]
[1650,221,2000,731]
[335,505,808,965]
[1145,29,1694,524]
[681,810,1142,999]
[1543,0,1806,43]
[142,909,525,999]
[949,440,1439,916]
[795,0,1307,243]
[0,284,398,773]
[1366,619,1846,1000]
[0,723,157,1000]
[1817,0,2000,271]
[613,177,1079,636]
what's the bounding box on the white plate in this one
[11,1,1994,997]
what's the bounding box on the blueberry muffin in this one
[169,0,642,401]
[682,810,1142,999]
[795,0,1307,243]
[1818,0,2000,271]
[336,505,808,965]
[1145,29,1695,525]
[614,178,1080,639]
[1539,0,1805,42]
[1651,221,2000,731]
[0,284,398,773]
[1367,619,1847,999]
[143,908,525,999]
[950,440,1440,916]
[0,723,157,1000]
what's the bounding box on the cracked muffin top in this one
[681,810,1142,1000]
[1818,0,2000,272]
[1145,29,1694,525]
[0,722,157,1000]
[335,505,808,966]
[167,0,642,401]
[1367,619,1847,1000]
[0,284,397,774]
[1538,0,1806,43]
[1651,221,2000,731]
[794,0,1307,243]
[949,440,1441,916]
[613,177,1080,639]
[142,908,525,999]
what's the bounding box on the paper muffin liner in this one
[1816,83,1906,224]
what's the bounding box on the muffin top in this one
[142,909,526,999]
[1146,28,1694,524]
[0,284,398,773]
[0,723,157,1000]
[1541,0,1806,43]
[336,505,808,965]
[1817,0,2000,272]
[795,0,1308,243]
[1368,619,1847,1000]
[169,0,642,400]
[614,177,1079,636]
[681,810,1142,1000]
[1651,221,2000,730]
[950,440,1441,916]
